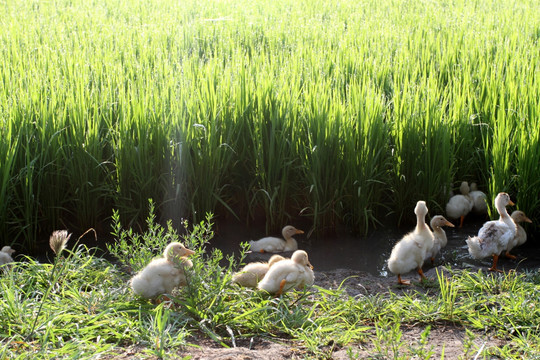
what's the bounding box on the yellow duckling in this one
[0,246,15,266]
[248,225,304,253]
[466,192,516,272]
[425,215,454,265]
[258,250,314,296]
[446,181,474,228]
[387,201,434,285]
[504,210,532,259]
[232,255,286,288]
[130,242,195,299]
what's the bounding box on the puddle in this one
[210,217,540,277]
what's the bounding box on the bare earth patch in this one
[104,266,510,359]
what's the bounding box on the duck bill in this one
[524,217,533,223]
[445,220,455,227]
[308,261,314,270]
[295,229,305,235]
[508,200,515,206]
[184,248,196,256]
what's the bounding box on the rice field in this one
[0,0,539,249]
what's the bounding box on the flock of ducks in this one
[128,224,313,298]
[233,226,314,295]
[0,182,534,299]
[388,184,533,285]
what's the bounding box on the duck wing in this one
[477,220,515,252]
[249,237,286,252]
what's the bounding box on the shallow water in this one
[210,217,540,277]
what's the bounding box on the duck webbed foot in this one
[417,267,428,281]
[488,254,503,272]
[397,274,411,285]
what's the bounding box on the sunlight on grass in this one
[1,0,539,357]
[0,0,538,244]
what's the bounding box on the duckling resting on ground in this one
[504,210,532,259]
[248,225,304,253]
[465,192,516,272]
[258,250,314,296]
[387,201,434,285]
[232,254,286,288]
[425,215,454,265]
[0,246,15,266]
[130,242,195,299]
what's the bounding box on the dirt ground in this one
[104,266,509,360]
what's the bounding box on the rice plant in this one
[0,0,539,247]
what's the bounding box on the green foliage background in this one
[0,0,539,248]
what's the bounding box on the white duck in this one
[469,183,488,215]
[387,201,434,285]
[445,181,474,228]
[232,254,286,288]
[130,242,195,299]
[258,250,314,296]
[465,192,516,272]
[0,246,15,266]
[504,210,532,259]
[248,225,304,253]
[425,215,455,265]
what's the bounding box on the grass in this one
[0,0,539,247]
[1,213,540,359]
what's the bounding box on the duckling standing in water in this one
[249,225,304,253]
[466,192,516,272]
[504,210,532,259]
[425,215,454,265]
[387,201,434,285]
[469,183,488,216]
[446,181,474,228]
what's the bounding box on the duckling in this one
[446,181,474,228]
[465,192,516,272]
[504,210,532,259]
[258,250,314,296]
[387,201,434,285]
[130,242,195,299]
[248,225,304,253]
[469,183,488,215]
[0,246,15,266]
[425,215,455,265]
[232,254,286,288]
